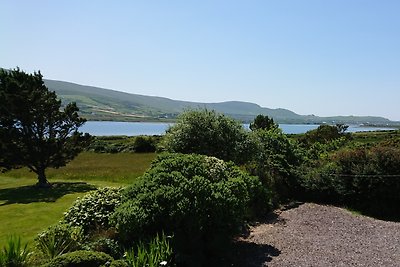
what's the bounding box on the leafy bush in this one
[161,109,252,164]
[133,136,157,152]
[299,124,349,146]
[299,145,400,218]
[63,187,123,234]
[247,127,305,201]
[0,235,30,267]
[111,153,270,265]
[249,114,278,131]
[35,223,84,260]
[125,233,174,267]
[84,238,122,259]
[43,250,113,267]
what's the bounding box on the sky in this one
[2,1,400,121]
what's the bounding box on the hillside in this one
[45,79,392,124]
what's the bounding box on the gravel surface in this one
[233,203,400,266]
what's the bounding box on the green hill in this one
[44,79,392,124]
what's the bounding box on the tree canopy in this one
[249,114,278,131]
[161,109,251,164]
[299,124,349,146]
[0,68,90,187]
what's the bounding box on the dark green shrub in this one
[299,145,400,218]
[161,109,252,164]
[43,250,113,267]
[111,153,270,265]
[84,238,122,259]
[298,163,344,203]
[109,259,128,267]
[35,223,84,260]
[247,128,305,202]
[300,124,349,146]
[133,136,157,152]
[249,114,278,131]
[63,187,123,234]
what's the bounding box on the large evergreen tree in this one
[0,68,90,187]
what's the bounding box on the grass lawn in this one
[0,152,156,247]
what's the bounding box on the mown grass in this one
[3,152,156,184]
[0,152,155,247]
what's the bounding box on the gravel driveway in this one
[233,203,400,266]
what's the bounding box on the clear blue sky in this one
[2,1,400,120]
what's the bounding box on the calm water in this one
[80,121,394,136]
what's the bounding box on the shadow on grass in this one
[0,182,97,206]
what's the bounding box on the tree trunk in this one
[36,167,51,188]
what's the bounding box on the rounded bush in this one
[84,237,122,259]
[111,153,270,264]
[133,136,157,152]
[63,187,123,234]
[44,250,113,267]
[161,109,251,164]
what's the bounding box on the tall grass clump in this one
[34,224,84,260]
[125,233,174,267]
[0,235,30,267]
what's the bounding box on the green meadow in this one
[0,152,156,247]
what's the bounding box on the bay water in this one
[80,121,394,136]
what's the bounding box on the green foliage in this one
[125,233,174,267]
[132,136,157,153]
[304,137,348,162]
[247,128,304,201]
[249,114,278,131]
[161,109,251,164]
[299,124,349,146]
[63,187,123,234]
[0,235,30,267]
[87,136,161,154]
[299,145,400,218]
[111,153,270,265]
[0,68,90,186]
[43,250,113,267]
[34,224,84,260]
[109,259,128,267]
[84,238,122,259]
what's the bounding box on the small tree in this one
[249,114,278,131]
[0,68,90,187]
[300,124,349,146]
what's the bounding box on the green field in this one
[0,152,156,247]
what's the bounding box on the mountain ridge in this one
[43,78,393,124]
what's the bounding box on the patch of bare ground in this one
[232,203,400,266]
